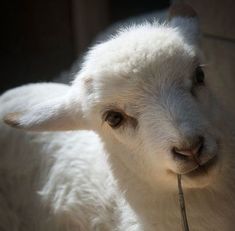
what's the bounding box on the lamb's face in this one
[76,24,221,189]
[4,6,222,189]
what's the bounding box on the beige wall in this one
[186,0,235,114]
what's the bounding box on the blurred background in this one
[0,0,169,92]
[0,0,235,112]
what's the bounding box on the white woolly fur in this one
[1,7,235,231]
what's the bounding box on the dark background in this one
[0,0,170,93]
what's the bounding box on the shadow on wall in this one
[0,0,75,93]
[0,0,170,93]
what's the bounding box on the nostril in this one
[172,147,189,161]
[197,136,204,154]
[171,136,205,161]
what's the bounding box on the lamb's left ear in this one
[168,3,200,45]
[4,96,86,131]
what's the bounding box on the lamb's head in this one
[4,4,223,189]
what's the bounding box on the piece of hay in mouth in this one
[177,174,190,231]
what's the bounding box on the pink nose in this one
[172,136,204,163]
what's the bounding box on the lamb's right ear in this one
[168,3,200,45]
[3,96,87,131]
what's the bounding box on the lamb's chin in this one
[181,156,220,188]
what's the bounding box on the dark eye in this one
[194,66,205,85]
[104,111,124,128]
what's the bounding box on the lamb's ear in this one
[168,3,200,45]
[3,96,86,131]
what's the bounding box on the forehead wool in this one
[80,23,196,81]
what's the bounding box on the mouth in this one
[167,154,219,186]
[184,155,218,178]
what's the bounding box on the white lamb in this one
[1,4,235,231]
